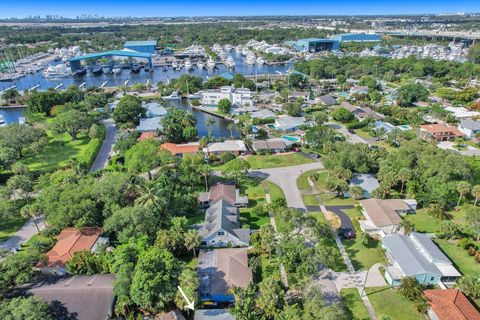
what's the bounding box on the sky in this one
[1,0,479,18]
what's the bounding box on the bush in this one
[252,117,275,125]
[77,124,106,168]
[220,151,236,163]
[346,120,369,130]
[331,107,354,123]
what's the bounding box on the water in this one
[0,107,25,125]
[0,53,292,92]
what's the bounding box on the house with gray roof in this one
[346,173,379,198]
[317,94,337,106]
[458,118,480,139]
[252,139,288,153]
[136,117,163,132]
[274,115,307,131]
[199,199,250,247]
[195,309,235,320]
[382,232,461,287]
[250,109,276,119]
[143,102,168,118]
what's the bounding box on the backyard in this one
[340,288,370,320]
[246,153,314,169]
[366,286,424,320]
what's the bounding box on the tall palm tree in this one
[456,181,471,207]
[472,185,480,206]
[397,168,411,194]
[206,118,215,138]
[20,203,42,232]
[184,229,202,258]
[135,181,161,208]
[226,122,235,139]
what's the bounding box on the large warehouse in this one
[332,33,382,42]
[123,40,157,54]
[291,38,340,52]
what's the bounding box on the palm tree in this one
[226,122,235,139]
[135,181,161,208]
[472,185,480,206]
[397,168,411,194]
[198,164,211,191]
[184,229,201,258]
[349,185,364,200]
[206,118,215,138]
[400,220,415,235]
[20,203,42,232]
[456,181,471,207]
[426,204,449,221]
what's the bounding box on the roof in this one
[250,109,276,119]
[318,94,337,106]
[144,102,167,118]
[340,101,358,112]
[195,309,235,320]
[424,289,480,320]
[445,106,480,119]
[28,274,115,320]
[136,117,163,132]
[198,248,252,295]
[350,173,379,195]
[124,40,157,47]
[360,199,406,227]
[459,119,480,131]
[205,140,247,153]
[41,228,102,268]
[69,50,151,62]
[421,124,465,136]
[275,115,306,130]
[382,232,459,277]
[252,139,287,151]
[161,142,199,156]
[138,131,156,141]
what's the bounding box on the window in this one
[430,277,435,281]
[217,231,225,236]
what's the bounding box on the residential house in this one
[195,309,235,320]
[136,117,163,132]
[203,140,247,156]
[288,91,310,102]
[350,85,369,95]
[274,115,307,131]
[138,131,156,141]
[382,232,461,286]
[340,101,357,112]
[347,173,379,198]
[373,121,396,134]
[458,119,480,139]
[27,274,115,320]
[250,109,276,120]
[359,198,417,236]
[38,228,106,275]
[424,289,480,320]
[316,94,337,107]
[354,106,385,121]
[420,124,466,142]
[161,142,200,157]
[252,139,287,153]
[197,248,252,302]
[445,106,480,120]
[198,182,249,208]
[143,102,168,118]
[201,86,253,107]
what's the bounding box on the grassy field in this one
[366,287,424,320]
[403,209,442,233]
[297,169,322,190]
[266,181,285,202]
[340,288,370,320]
[239,178,270,229]
[321,194,357,206]
[0,213,29,242]
[302,194,318,206]
[246,153,314,169]
[435,238,479,277]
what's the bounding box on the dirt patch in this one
[325,211,341,229]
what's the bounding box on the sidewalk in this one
[0,216,45,251]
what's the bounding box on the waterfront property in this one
[382,232,461,287]
[197,248,252,303]
[123,40,157,54]
[200,86,253,108]
[359,198,417,236]
[203,140,247,156]
[161,142,200,157]
[69,49,153,72]
[37,227,106,275]
[287,38,340,52]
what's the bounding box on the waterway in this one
[0,53,292,92]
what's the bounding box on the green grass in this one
[309,211,327,224]
[246,153,314,169]
[321,194,356,206]
[340,288,370,320]
[261,253,280,280]
[366,287,424,320]
[434,238,479,277]
[0,212,29,242]
[403,209,441,233]
[239,178,270,229]
[186,257,198,269]
[266,181,285,202]
[302,194,318,206]
[354,129,372,139]
[297,169,321,190]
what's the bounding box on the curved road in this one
[90,118,118,172]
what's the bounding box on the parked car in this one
[338,228,356,240]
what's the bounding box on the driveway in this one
[248,162,324,211]
[437,141,480,157]
[325,205,355,232]
[0,217,45,252]
[326,122,370,145]
[90,118,118,172]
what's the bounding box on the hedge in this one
[78,124,106,169]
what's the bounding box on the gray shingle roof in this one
[201,200,249,244]
[195,309,235,320]
[460,119,480,131]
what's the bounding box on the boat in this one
[197,61,205,70]
[131,64,141,73]
[121,62,132,69]
[187,91,203,99]
[44,64,72,77]
[242,47,250,56]
[245,52,256,65]
[144,64,152,72]
[0,114,6,127]
[91,64,103,75]
[102,63,112,74]
[112,64,122,74]
[163,91,181,101]
[256,56,265,65]
[73,68,87,77]
[236,46,243,54]
[225,56,236,69]
[207,57,215,69]
[184,58,193,71]
[172,59,178,70]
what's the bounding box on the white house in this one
[458,118,480,139]
[445,106,480,120]
[203,140,247,156]
[201,86,253,107]
[274,115,307,131]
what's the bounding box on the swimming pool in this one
[267,124,276,130]
[281,135,300,142]
[397,124,411,131]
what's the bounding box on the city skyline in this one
[1,0,480,18]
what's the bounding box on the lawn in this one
[354,129,372,139]
[246,153,314,169]
[320,194,357,206]
[239,178,270,229]
[297,169,320,190]
[265,181,285,203]
[366,287,424,320]
[404,207,467,233]
[261,253,280,281]
[0,212,28,242]
[434,238,479,277]
[302,194,318,206]
[340,288,370,320]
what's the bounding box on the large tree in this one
[161,108,197,143]
[0,124,46,158]
[0,296,53,320]
[397,83,429,107]
[112,95,145,126]
[50,109,93,139]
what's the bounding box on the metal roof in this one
[124,40,157,47]
[69,50,152,62]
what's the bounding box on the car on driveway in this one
[338,227,356,240]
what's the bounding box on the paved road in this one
[90,118,118,172]
[326,122,370,145]
[249,162,324,211]
[0,217,45,251]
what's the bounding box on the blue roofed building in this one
[124,40,157,54]
[332,33,382,42]
[382,232,461,287]
[136,117,163,132]
[289,38,340,52]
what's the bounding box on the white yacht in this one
[225,56,236,69]
[184,58,193,71]
[245,53,256,65]
[43,64,71,77]
[197,61,205,70]
[187,91,203,99]
[0,114,6,127]
[207,57,216,69]
[242,47,250,56]
[235,46,243,54]
[172,59,178,70]
[112,65,122,74]
[163,91,181,101]
[256,56,265,65]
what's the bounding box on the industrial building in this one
[288,38,340,52]
[124,40,157,54]
[332,33,382,42]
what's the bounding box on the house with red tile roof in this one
[424,289,480,320]
[160,142,200,157]
[138,131,156,141]
[38,227,105,275]
[420,124,466,142]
